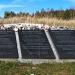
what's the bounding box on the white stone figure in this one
[13,27,18,31]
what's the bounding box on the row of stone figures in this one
[0,23,70,30]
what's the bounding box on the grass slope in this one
[0,61,75,75]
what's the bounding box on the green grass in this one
[0,61,75,75]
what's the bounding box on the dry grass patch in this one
[0,17,75,29]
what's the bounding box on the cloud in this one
[0,4,25,8]
[29,0,44,1]
[0,4,26,12]
[29,0,47,2]
[0,0,46,9]
[0,0,46,13]
[12,0,47,4]
[12,0,23,4]
[72,0,75,1]
[66,0,75,2]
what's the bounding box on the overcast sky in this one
[0,0,75,17]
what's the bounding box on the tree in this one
[4,11,16,18]
[63,9,71,20]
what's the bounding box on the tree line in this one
[4,8,75,20]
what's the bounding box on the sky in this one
[0,0,75,17]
